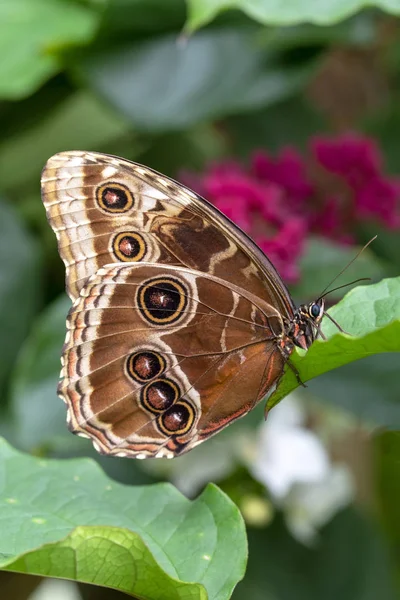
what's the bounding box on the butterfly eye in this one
[310,303,321,318]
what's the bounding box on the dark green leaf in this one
[100,0,186,36]
[234,510,397,600]
[77,28,313,132]
[0,438,247,600]
[9,295,70,452]
[374,432,400,578]
[0,200,42,396]
[375,431,400,536]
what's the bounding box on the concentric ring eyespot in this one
[126,351,166,383]
[96,182,134,213]
[141,378,179,413]
[112,232,147,262]
[157,401,195,436]
[137,277,187,325]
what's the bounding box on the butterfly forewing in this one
[41,151,294,317]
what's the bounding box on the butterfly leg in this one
[286,358,307,388]
[277,339,307,387]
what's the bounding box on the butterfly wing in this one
[42,151,293,457]
[62,263,285,457]
[41,151,295,318]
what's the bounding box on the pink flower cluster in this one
[181,134,400,282]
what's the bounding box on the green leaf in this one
[0,0,100,99]
[0,200,42,397]
[77,28,313,132]
[267,276,400,411]
[0,438,247,599]
[186,0,400,32]
[8,527,207,600]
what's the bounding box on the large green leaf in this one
[0,0,100,99]
[267,276,400,411]
[0,438,247,600]
[186,0,400,31]
[0,200,42,397]
[76,28,313,132]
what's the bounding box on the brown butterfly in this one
[41,151,331,459]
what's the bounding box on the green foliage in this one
[0,438,247,599]
[186,0,400,31]
[1,1,400,598]
[0,200,42,398]
[76,27,313,132]
[235,510,397,600]
[375,432,400,571]
[0,0,100,99]
[9,295,70,453]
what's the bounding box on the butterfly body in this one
[41,151,323,458]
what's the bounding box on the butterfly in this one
[41,151,329,459]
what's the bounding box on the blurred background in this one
[1,1,400,599]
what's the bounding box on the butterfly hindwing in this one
[61,263,285,457]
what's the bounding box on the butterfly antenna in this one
[318,277,370,300]
[317,235,377,299]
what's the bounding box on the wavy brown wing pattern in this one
[61,264,286,457]
[41,151,295,317]
[41,151,294,457]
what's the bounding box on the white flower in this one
[250,395,354,543]
[28,579,82,600]
[284,465,354,544]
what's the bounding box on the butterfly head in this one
[290,298,325,350]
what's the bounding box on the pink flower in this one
[253,148,314,206]
[310,197,355,245]
[258,218,307,282]
[312,133,382,189]
[356,177,400,229]
[311,133,400,229]
[179,132,400,283]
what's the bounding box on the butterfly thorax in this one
[284,298,325,352]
